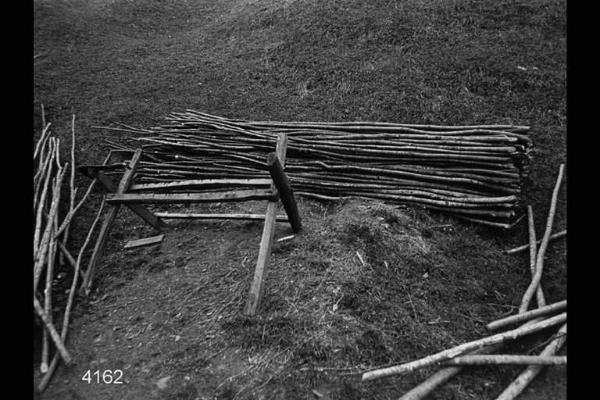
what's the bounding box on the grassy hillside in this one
[34,1,566,399]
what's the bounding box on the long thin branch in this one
[527,206,546,307]
[486,300,566,331]
[41,211,59,373]
[519,164,565,313]
[60,115,78,267]
[33,296,71,365]
[37,199,106,392]
[34,139,56,253]
[34,165,67,292]
[55,178,97,238]
[441,355,566,366]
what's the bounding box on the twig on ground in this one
[440,354,566,366]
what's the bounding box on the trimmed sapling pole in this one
[266,152,302,233]
[487,300,566,331]
[494,324,567,400]
[526,206,546,307]
[441,355,566,366]
[34,165,67,293]
[519,164,565,313]
[59,115,79,270]
[38,199,106,392]
[361,313,566,381]
[505,230,566,254]
[41,212,59,373]
[33,297,71,365]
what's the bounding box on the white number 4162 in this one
[82,369,124,384]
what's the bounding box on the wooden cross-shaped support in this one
[244,133,302,316]
[80,149,166,295]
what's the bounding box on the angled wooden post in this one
[244,133,288,316]
[266,152,301,233]
[81,149,143,295]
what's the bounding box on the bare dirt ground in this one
[33,1,566,399]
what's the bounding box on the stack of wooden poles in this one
[361,164,566,400]
[34,110,101,393]
[102,110,533,228]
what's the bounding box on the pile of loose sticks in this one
[34,110,101,392]
[101,110,532,228]
[361,164,566,400]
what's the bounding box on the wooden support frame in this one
[244,133,289,316]
[129,178,272,192]
[81,138,302,316]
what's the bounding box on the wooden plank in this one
[81,149,142,295]
[91,170,167,231]
[116,149,143,192]
[266,152,302,233]
[245,133,288,316]
[129,178,272,192]
[106,189,278,204]
[124,234,165,249]
[155,213,289,222]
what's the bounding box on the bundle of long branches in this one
[103,110,532,227]
[33,110,100,392]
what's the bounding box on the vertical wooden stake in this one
[244,134,288,316]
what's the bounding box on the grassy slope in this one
[33,0,566,228]
[34,0,566,399]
